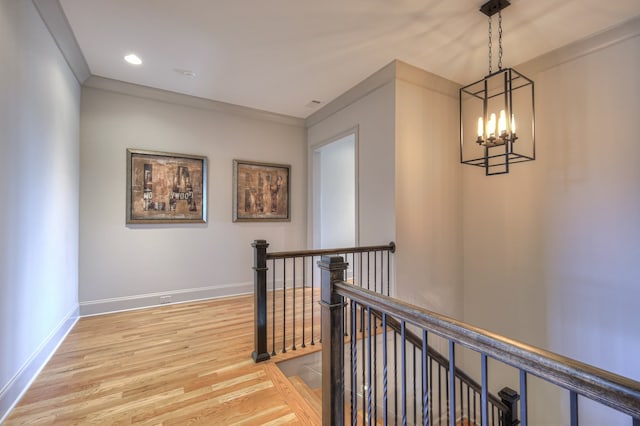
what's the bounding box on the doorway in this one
[312,131,357,249]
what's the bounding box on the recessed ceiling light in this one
[124,54,142,65]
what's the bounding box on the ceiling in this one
[59,0,640,118]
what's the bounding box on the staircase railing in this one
[374,311,516,425]
[320,255,640,426]
[251,239,396,362]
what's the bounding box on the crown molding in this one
[516,15,640,77]
[84,76,305,127]
[305,59,460,128]
[32,0,90,84]
[395,60,460,98]
[305,61,397,127]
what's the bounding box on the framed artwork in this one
[126,149,207,224]
[233,159,290,222]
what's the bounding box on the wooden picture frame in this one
[233,159,290,222]
[126,149,207,224]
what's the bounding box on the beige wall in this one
[462,20,640,425]
[395,63,463,319]
[79,81,307,314]
[0,0,80,420]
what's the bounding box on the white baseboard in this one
[79,282,254,316]
[0,305,79,424]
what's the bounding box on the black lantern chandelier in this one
[460,0,535,176]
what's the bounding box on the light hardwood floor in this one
[6,293,323,425]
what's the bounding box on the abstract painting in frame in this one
[126,149,207,224]
[233,160,290,222]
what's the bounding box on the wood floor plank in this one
[5,292,323,425]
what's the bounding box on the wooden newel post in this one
[319,255,347,426]
[252,240,270,362]
[499,387,520,426]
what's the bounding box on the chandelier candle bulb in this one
[511,114,516,135]
[477,117,484,140]
[487,113,497,139]
[498,110,507,136]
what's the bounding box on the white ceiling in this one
[59,0,640,118]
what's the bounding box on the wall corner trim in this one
[32,0,91,84]
[0,305,79,423]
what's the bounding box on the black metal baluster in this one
[367,307,373,425]
[570,391,579,426]
[467,384,471,425]
[393,330,398,425]
[422,330,429,426]
[449,341,456,426]
[311,256,315,345]
[459,378,464,426]
[318,256,323,344]
[344,253,349,337]
[481,354,488,426]
[301,256,306,348]
[359,251,363,288]
[351,300,358,426]
[362,306,366,421]
[446,363,450,426]
[520,369,528,426]
[413,345,417,425]
[383,313,389,426]
[438,364,442,425]
[271,259,276,356]
[387,249,391,295]
[401,320,407,426]
[292,257,296,350]
[430,357,434,426]
[374,249,378,293]
[374,309,378,425]
[473,391,477,426]
[282,259,287,353]
[367,251,371,290]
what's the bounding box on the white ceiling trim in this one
[84,76,305,128]
[32,0,90,84]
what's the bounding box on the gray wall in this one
[79,81,307,314]
[0,0,80,420]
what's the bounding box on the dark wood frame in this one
[126,149,207,224]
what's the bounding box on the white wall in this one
[0,0,80,420]
[316,133,356,248]
[307,73,396,247]
[463,21,640,425]
[79,81,307,314]
[395,63,463,319]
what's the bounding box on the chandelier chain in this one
[488,15,493,74]
[498,11,503,70]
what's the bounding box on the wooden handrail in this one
[266,242,395,260]
[336,281,640,419]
